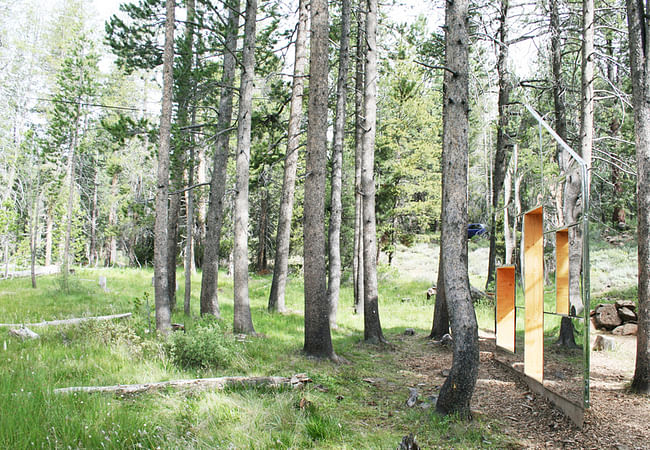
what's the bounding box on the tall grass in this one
[0,255,513,448]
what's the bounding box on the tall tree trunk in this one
[256,170,269,273]
[108,171,119,266]
[268,0,308,313]
[30,194,40,289]
[304,0,335,359]
[504,148,514,264]
[62,104,81,288]
[430,247,449,339]
[45,209,53,266]
[361,0,385,344]
[353,1,366,315]
[327,0,351,329]
[486,0,512,290]
[167,193,181,309]
[153,0,175,334]
[90,167,98,266]
[184,0,196,317]
[626,0,650,394]
[435,0,479,419]
[232,0,257,335]
[564,0,594,317]
[199,0,240,317]
[550,0,577,346]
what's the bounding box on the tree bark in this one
[563,0,594,317]
[303,0,335,359]
[435,0,479,419]
[199,0,240,317]
[256,171,269,273]
[62,101,81,288]
[45,209,53,266]
[89,168,98,266]
[184,0,196,317]
[353,0,366,315]
[430,247,449,339]
[153,0,175,334]
[232,0,257,335]
[268,0,308,313]
[626,0,650,394]
[327,0,352,329]
[361,0,385,344]
[486,0,512,290]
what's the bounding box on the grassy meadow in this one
[0,230,637,448]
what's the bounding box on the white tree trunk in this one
[267,0,308,313]
[153,0,175,334]
[232,0,257,334]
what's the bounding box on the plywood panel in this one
[496,266,516,353]
[524,206,544,383]
[556,229,569,315]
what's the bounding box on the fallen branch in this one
[53,373,312,395]
[0,313,132,328]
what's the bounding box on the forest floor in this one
[387,238,649,449]
[2,235,648,448]
[388,330,649,449]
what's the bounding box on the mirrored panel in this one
[542,316,586,406]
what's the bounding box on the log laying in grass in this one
[0,313,132,328]
[53,373,312,395]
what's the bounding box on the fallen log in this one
[0,313,132,328]
[8,327,40,340]
[53,373,312,395]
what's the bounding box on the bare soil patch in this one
[390,332,650,449]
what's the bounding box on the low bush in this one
[166,322,237,370]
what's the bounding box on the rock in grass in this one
[8,327,39,340]
[406,388,418,407]
[398,433,420,450]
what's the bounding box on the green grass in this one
[0,264,511,448]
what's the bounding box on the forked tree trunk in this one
[268,0,308,313]
[232,0,257,335]
[435,0,479,419]
[327,0,351,329]
[353,1,366,315]
[303,0,335,359]
[199,0,239,317]
[626,0,650,394]
[153,0,175,334]
[361,0,385,344]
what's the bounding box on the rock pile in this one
[591,300,638,336]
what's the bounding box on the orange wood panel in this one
[556,229,569,315]
[524,206,544,383]
[496,266,516,353]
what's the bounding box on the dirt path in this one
[391,333,650,449]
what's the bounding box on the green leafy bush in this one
[166,322,236,370]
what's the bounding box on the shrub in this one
[166,322,236,370]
